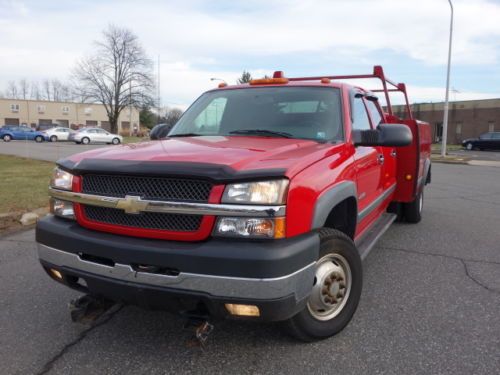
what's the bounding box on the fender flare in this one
[311,181,357,230]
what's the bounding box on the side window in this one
[492,133,500,139]
[193,97,227,134]
[365,99,383,127]
[351,96,371,131]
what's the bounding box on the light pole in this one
[441,0,454,157]
[210,77,227,84]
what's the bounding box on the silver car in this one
[44,127,75,142]
[70,128,123,145]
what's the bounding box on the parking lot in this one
[0,162,499,375]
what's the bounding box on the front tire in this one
[112,137,120,145]
[284,228,362,342]
[404,189,423,223]
[465,142,473,150]
[81,137,90,145]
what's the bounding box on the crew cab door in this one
[365,98,397,192]
[351,92,383,228]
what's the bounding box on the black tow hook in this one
[69,294,116,324]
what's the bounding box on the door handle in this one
[378,154,385,165]
[390,149,397,157]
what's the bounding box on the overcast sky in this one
[1,0,500,108]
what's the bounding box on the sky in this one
[1,0,500,109]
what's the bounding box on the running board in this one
[355,213,396,260]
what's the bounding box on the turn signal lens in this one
[50,198,75,220]
[214,217,285,239]
[49,268,63,280]
[225,304,260,317]
[405,174,413,181]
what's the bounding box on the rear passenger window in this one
[351,96,371,130]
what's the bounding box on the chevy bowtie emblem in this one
[116,195,148,214]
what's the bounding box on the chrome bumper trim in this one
[49,187,286,218]
[38,244,314,302]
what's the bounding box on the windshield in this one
[169,87,343,142]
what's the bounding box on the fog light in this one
[49,268,63,280]
[225,304,260,317]
[50,198,75,219]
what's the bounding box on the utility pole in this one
[157,54,161,124]
[441,0,454,157]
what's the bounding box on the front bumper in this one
[36,216,319,321]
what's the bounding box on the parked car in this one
[37,66,431,341]
[69,128,122,145]
[462,132,500,150]
[36,123,58,132]
[44,127,75,142]
[0,126,48,142]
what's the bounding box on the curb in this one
[0,207,49,232]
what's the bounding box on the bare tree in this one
[73,25,154,133]
[164,107,183,126]
[6,81,18,99]
[30,81,41,100]
[42,79,51,101]
[19,79,29,99]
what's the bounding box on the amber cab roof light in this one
[249,71,289,85]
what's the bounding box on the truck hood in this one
[64,136,344,178]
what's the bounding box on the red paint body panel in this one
[62,66,431,243]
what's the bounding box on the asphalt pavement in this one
[0,163,499,375]
[0,140,120,162]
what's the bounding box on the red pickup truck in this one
[36,66,431,341]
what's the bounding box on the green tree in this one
[139,106,156,129]
[237,70,252,84]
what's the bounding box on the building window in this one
[37,105,46,113]
[488,121,495,132]
[85,120,98,127]
[455,122,462,135]
[10,104,20,112]
[62,106,70,114]
[121,121,130,130]
[84,107,92,115]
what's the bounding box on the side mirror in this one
[150,123,171,140]
[353,124,412,147]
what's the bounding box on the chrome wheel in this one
[307,253,352,321]
[466,143,473,150]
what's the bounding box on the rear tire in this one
[81,137,90,145]
[50,135,58,142]
[404,189,423,223]
[3,134,12,142]
[283,228,362,342]
[35,135,43,143]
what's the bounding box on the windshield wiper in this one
[168,133,204,137]
[229,129,293,138]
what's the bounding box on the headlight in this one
[50,167,73,190]
[50,198,75,220]
[214,217,286,239]
[222,179,288,204]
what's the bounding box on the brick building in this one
[0,98,139,134]
[392,98,500,144]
